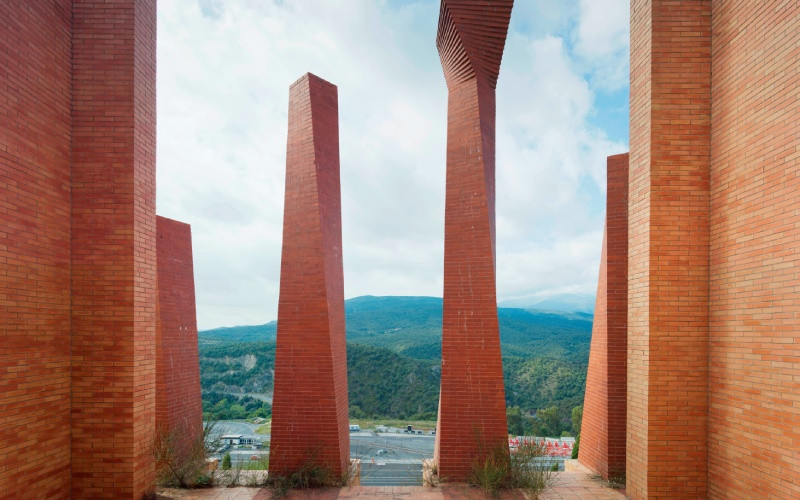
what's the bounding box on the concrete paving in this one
[156,471,625,499]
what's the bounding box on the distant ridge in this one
[499,293,596,314]
[199,296,592,362]
[200,321,276,342]
[198,295,593,418]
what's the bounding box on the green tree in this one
[536,406,561,437]
[221,452,232,470]
[507,406,525,436]
[349,405,366,419]
[212,398,230,417]
[229,404,247,420]
[571,405,583,435]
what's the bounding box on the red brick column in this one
[71,0,158,496]
[433,0,513,481]
[709,3,800,498]
[269,73,349,478]
[155,216,203,463]
[0,2,73,495]
[627,1,711,498]
[579,153,628,479]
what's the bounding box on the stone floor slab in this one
[157,469,625,499]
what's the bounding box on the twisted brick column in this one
[434,0,513,481]
[269,73,349,478]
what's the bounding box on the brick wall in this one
[0,2,73,495]
[70,0,157,495]
[434,0,513,481]
[627,1,800,498]
[628,0,711,497]
[626,1,652,495]
[269,73,350,478]
[579,153,628,479]
[708,3,800,498]
[1,1,159,496]
[155,217,203,462]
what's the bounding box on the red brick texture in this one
[156,216,203,460]
[579,154,628,480]
[0,2,73,495]
[433,0,513,482]
[628,1,712,497]
[1,1,159,497]
[708,3,800,498]
[626,1,652,495]
[70,0,157,496]
[269,73,350,478]
[627,1,800,498]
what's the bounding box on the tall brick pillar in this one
[0,2,73,495]
[434,0,513,481]
[708,3,800,498]
[155,216,203,464]
[579,153,628,479]
[628,1,711,498]
[269,73,349,478]
[70,0,158,497]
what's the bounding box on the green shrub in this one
[571,434,580,459]
[265,449,352,498]
[153,420,218,488]
[468,440,556,499]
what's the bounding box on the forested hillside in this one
[200,296,593,361]
[199,296,592,429]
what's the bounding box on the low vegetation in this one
[469,441,557,499]
[265,452,356,498]
[153,420,217,488]
[349,417,436,432]
[202,391,271,420]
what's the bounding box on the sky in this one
[156,0,630,330]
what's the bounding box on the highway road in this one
[209,424,433,485]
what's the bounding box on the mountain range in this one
[199,295,593,420]
[497,293,596,314]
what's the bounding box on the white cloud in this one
[573,0,630,90]
[156,0,628,329]
[495,32,626,302]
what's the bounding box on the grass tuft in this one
[468,440,556,499]
[265,450,356,498]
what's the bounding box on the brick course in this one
[1,1,160,497]
[627,1,800,498]
[156,216,203,462]
[269,73,350,478]
[628,1,712,497]
[579,154,628,480]
[70,1,157,496]
[433,0,513,481]
[0,2,73,496]
[708,2,800,498]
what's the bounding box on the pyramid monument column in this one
[434,0,514,481]
[155,216,203,466]
[269,73,349,478]
[579,153,629,479]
